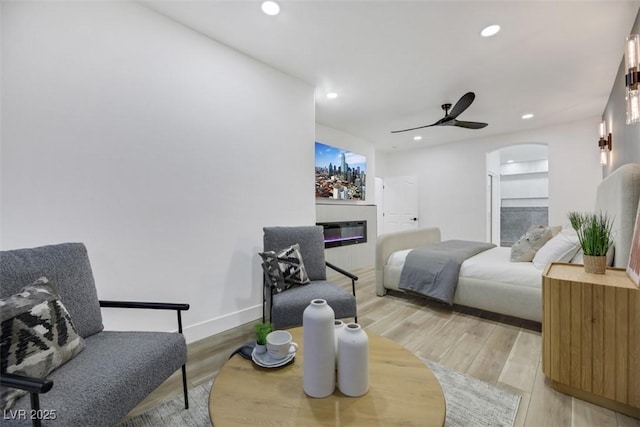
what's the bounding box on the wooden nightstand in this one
[542,262,639,419]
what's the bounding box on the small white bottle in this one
[337,323,369,397]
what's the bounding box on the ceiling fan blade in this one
[447,92,475,119]
[454,120,488,129]
[391,92,486,133]
[390,122,438,133]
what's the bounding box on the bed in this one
[375,163,640,323]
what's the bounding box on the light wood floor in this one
[125,266,639,426]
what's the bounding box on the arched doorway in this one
[486,144,549,246]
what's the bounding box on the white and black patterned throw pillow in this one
[0,277,86,410]
[259,243,311,293]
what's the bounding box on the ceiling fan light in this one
[481,25,500,37]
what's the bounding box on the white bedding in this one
[385,246,540,289]
[460,247,541,288]
[382,245,543,321]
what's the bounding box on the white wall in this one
[500,159,549,207]
[315,124,377,268]
[380,118,602,241]
[1,2,315,342]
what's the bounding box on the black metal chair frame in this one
[262,261,358,325]
[0,301,190,427]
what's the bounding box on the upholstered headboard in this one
[375,227,441,296]
[594,163,640,267]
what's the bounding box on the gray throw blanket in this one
[398,240,496,305]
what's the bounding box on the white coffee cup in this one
[266,330,298,360]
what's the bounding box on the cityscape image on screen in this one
[315,141,366,200]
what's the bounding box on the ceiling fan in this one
[391,92,488,133]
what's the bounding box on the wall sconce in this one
[598,121,612,165]
[625,34,640,124]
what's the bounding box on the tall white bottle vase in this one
[334,320,345,364]
[337,323,369,397]
[303,299,336,398]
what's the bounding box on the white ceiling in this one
[143,0,640,152]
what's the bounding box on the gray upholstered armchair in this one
[262,226,358,328]
[0,243,189,427]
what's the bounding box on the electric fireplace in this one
[317,221,367,248]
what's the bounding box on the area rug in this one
[118,359,520,427]
[421,358,520,427]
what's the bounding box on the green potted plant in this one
[253,322,274,354]
[568,211,614,274]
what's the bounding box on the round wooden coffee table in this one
[209,327,446,426]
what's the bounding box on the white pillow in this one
[532,231,581,270]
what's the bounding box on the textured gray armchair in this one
[262,226,357,328]
[0,243,189,427]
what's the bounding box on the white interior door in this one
[382,175,419,234]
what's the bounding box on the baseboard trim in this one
[182,305,262,344]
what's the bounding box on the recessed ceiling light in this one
[521,113,534,119]
[413,136,422,141]
[326,92,338,99]
[261,1,280,16]
[507,160,514,163]
[481,25,501,37]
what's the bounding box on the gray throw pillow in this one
[259,244,311,293]
[510,225,556,262]
[0,277,86,410]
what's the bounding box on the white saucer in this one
[251,348,295,368]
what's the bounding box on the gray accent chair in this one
[263,226,358,328]
[0,243,189,427]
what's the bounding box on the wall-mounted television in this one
[315,141,366,200]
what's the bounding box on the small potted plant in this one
[253,322,274,354]
[568,211,614,274]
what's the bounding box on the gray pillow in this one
[259,244,311,293]
[0,277,86,410]
[510,225,556,262]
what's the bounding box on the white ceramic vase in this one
[337,323,369,397]
[303,299,336,398]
